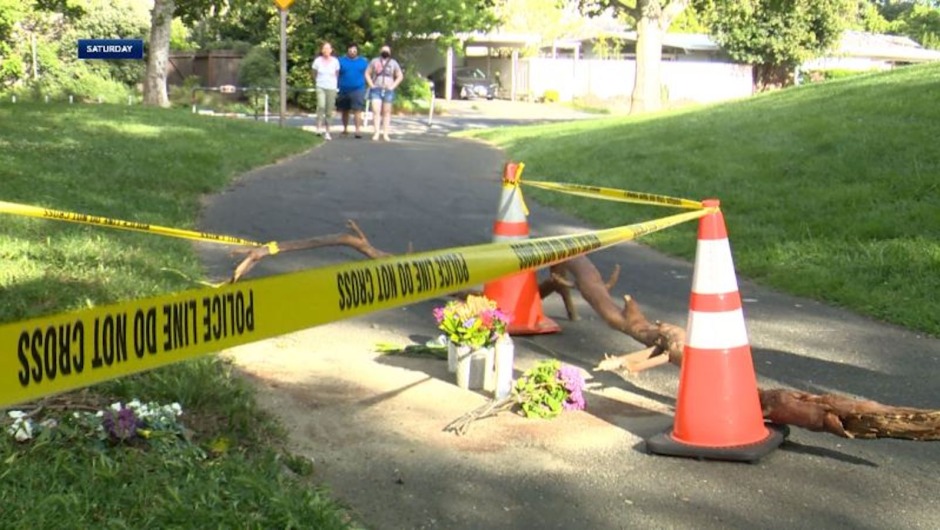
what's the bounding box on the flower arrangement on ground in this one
[6,399,185,447]
[444,359,587,434]
[514,359,586,419]
[434,295,510,348]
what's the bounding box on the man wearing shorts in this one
[365,44,403,142]
[312,42,340,140]
[337,43,369,138]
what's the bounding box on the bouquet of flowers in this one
[514,360,586,419]
[434,295,510,349]
[444,359,587,434]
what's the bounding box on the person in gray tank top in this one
[365,44,403,142]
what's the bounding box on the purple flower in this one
[557,365,586,411]
[102,406,140,441]
[433,307,445,324]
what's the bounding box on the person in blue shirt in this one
[337,43,369,138]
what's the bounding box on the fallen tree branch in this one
[228,220,391,282]
[224,221,939,441]
[539,256,940,441]
[758,389,940,441]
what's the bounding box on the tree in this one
[581,1,692,114]
[143,0,174,106]
[493,0,590,56]
[699,0,854,89]
[890,3,940,48]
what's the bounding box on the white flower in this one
[7,410,26,419]
[95,411,104,417]
[8,418,33,442]
[127,399,142,410]
[39,418,58,430]
[110,402,122,412]
[171,403,182,415]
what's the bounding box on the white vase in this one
[454,344,495,391]
[481,346,496,393]
[454,344,474,389]
[494,336,514,399]
[447,341,458,373]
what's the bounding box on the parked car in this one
[427,67,497,100]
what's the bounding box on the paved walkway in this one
[196,109,940,530]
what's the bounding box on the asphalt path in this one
[197,106,940,529]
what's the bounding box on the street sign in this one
[274,0,293,9]
[219,84,237,94]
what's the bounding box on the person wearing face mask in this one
[365,44,403,142]
[312,41,340,140]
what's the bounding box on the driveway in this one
[196,109,940,529]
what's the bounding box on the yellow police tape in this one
[0,200,280,254]
[0,207,712,408]
[523,180,704,210]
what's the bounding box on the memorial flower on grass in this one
[5,399,186,448]
[102,405,141,442]
[434,295,510,348]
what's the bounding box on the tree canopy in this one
[700,0,853,67]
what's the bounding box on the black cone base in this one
[646,423,789,463]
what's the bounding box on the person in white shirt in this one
[311,42,340,140]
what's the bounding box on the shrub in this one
[168,75,203,107]
[799,68,877,85]
[393,69,432,113]
[287,65,316,111]
[239,46,277,89]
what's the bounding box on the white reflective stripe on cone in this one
[496,186,527,223]
[690,238,740,295]
[685,309,750,350]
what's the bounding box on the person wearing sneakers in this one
[337,43,369,138]
[311,41,340,140]
[365,44,403,142]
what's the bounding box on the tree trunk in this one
[143,0,175,107]
[630,0,690,114]
[753,63,794,92]
[632,10,664,114]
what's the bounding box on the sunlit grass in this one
[0,103,353,528]
[464,63,940,336]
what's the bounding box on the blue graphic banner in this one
[78,39,144,60]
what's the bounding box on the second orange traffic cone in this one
[646,199,785,462]
[483,162,560,335]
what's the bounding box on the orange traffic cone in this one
[483,162,560,335]
[646,199,785,462]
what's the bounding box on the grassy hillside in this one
[0,104,353,528]
[464,63,940,336]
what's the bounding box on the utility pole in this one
[275,0,294,127]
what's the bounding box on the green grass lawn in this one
[462,63,940,336]
[0,103,355,528]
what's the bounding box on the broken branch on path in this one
[227,221,940,441]
[228,220,390,282]
[544,256,940,441]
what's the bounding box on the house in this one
[417,28,940,103]
[803,30,940,71]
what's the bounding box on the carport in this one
[443,32,540,101]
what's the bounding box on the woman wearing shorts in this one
[365,44,403,142]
